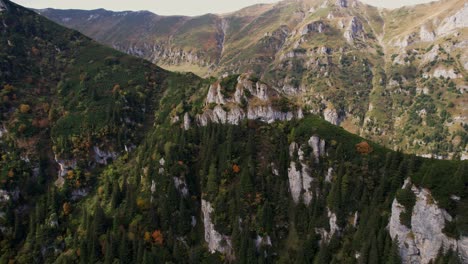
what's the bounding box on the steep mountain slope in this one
[38,0,468,159]
[1,1,467,263]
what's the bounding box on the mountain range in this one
[36,0,468,159]
[0,0,467,263]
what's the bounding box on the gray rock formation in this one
[197,75,303,126]
[336,0,348,8]
[288,141,319,205]
[344,17,364,43]
[328,208,339,237]
[206,83,226,105]
[201,199,234,259]
[323,107,343,126]
[308,136,326,163]
[183,113,191,130]
[419,25,435,42]
[423,67,461,79]
[436,3,468,36]
[93,146,117,165]
[388,180,468,264]
[173,177,189,197]
[325,167,334,183]
[302,21,327,35]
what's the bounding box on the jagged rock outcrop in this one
[323,106,343,126]
[302,21,328,35]
[344,17,364,43]
[93,146,117,165]
[197,75,302,126]
[287,137,326,205]
[288,142,314,205]
[419,25,435,42]
[436,3,468,36]
[308,136,326,163]
[201,199,234,259]
[173,177,189,197]
[336,0,348,8]
[206,83,226,105]
[389,180,468,264]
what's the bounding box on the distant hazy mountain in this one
[1,1,467,263]
[37,0,468,159]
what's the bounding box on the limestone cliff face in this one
[389,180,468,264]
[288,136,327,205]
[196,75,303,126]
[201,199,234,259]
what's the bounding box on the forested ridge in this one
[0,1,467,263]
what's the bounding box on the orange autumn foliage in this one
[152,230,164,245]
[63,202,72,215]
[356,141,373,155]
[232,164,240,174]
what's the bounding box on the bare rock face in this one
[325,167,333,183]
[201,200,234,259]
[336,0,348,8]
[302,21,327,35]
[327,208,339,237]
[197,76,302,126]
[247,106,294,123]
[344,17,364,43]
[421,45,439,64]
[288,161,303,204]
[93,146,117,165]
[308,136,326,163]
[206,83,226,105]
[423,67,461,79]
[388,180,468,264]
[419,25,435,42]
[323,107,343,126]
[173,177,189,197]
[288,142,314,205]
[183,113,191,130]
[436,3,468,36]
